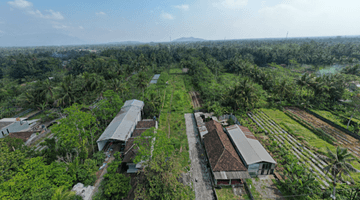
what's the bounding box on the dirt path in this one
[91,156,115,198]
[189,91,202,109]
[185,113,215,200]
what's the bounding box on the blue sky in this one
[0,0,359,45]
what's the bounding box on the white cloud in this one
[174,4,189,11]
[8,0,64,20]
[7,0,32,9]
[161,12,174,20]
[27,9,64,20]
[79,26,84,29]
[45,10,64,20]
[214,0,248,9]
[96,11,106,16]
[52,24,68,29]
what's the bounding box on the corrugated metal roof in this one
[226,125,276,165]
[213,171,251,180]
[0,122,13,130]
[152,74,160,80]
[123,99,144,109]
[0,118,27,122]
[150,80,158,84]
[97,100,144,143]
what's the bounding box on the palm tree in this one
[39,79,54,105]
[54,75,76,107]
[51,186,76,200]
[296,74,311,104]
[224,78,257,112]
[276,79,292,105]
[144,91,161,117]
[322,147,359,199]
[137,72,148,99]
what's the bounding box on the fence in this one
[305,109,360,140]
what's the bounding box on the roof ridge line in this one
[237,125,263,164]
[213,122,225,171]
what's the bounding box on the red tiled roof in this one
[204,120,247,172]
[8,131,34,142]
[136,121,156,129]
[124,138,135,153]
[132,129,147,137]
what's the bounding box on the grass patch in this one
[158,73,193,171]
[215,186,238,200]
[262,108,335,154]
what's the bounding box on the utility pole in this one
[286,31,288,39]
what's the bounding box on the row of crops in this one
[248,110,352,189]
[285,107,360,158]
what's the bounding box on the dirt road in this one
[185,113,215,200]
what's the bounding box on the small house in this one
[203,120,250,186]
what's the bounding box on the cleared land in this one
[260,108,360,184]
[285,107,360,158]
[248,110,333,188]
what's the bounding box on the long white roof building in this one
[96,99,144,151]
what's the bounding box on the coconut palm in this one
[51,186,76,200]
[39,79,55,105]
[322,147,359,199]
[296,74,311,103]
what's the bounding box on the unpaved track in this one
[185,113,215,200]
[189,91,202,109]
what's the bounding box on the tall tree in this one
[322,147,359,199]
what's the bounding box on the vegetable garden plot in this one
[247,110,344,188]
[285,107,360,158]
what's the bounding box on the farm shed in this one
[182,68,189,73]
[149,74,161,84]
[96,99,144,151]
[203,120,250,186]
[0,118,39,139]
[225,125,276,177]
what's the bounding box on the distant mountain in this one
[107,41,143,45]
[172,37,206,42]
[0,33,86,47]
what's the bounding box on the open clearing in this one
[285,107,360,158]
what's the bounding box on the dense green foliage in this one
[1,37,360,199]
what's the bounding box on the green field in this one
[262,108,360,183]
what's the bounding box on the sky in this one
[0,0,359,45]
